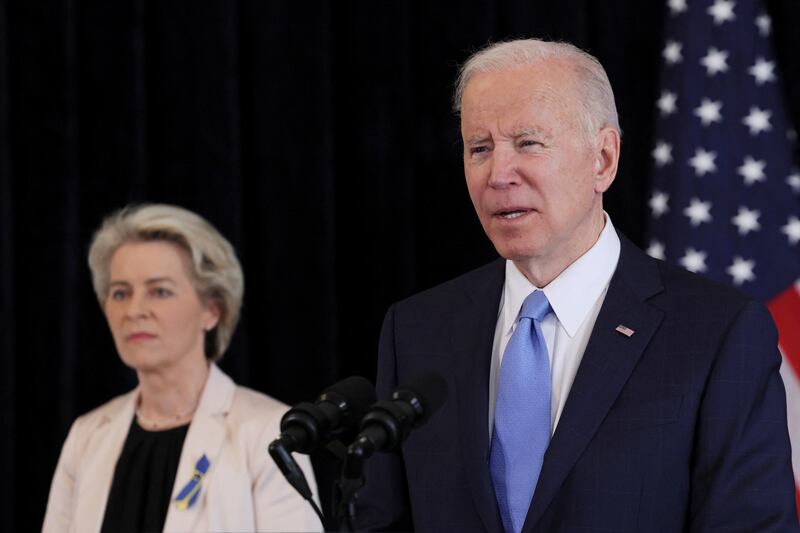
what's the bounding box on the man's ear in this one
[593,127,621,194]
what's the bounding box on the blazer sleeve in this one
[42,416,84,533]
[689,300,799,531]
[250,405,323,533]
[353,304,414,531]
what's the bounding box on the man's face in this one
[461,60,615,273]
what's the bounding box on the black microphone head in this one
[279,402,329,453]
[392,372,448,427]
[316,375,376,431]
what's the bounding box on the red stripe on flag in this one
[767,284,800,379]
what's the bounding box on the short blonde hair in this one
[88,204,244,361]
[453,38,621,140]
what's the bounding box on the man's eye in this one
[519,139,541,148]
[470,146,489,155]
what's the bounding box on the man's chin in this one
[484,223,547,259]
[491,241,543,263]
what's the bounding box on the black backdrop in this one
[1,1,799,530]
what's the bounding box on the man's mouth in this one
[495,208,533,220]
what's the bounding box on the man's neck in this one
[513,211,606,288]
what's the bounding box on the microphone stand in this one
[268,438,326,527]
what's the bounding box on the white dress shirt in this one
[489,213,621,437]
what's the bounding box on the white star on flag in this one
[787,171,800,193]
[652,141,673,166]
[738,156,767,185]
[694,98,723,126]
[657,91,678,116]
[684,197,713,226]
[742,106,772,135]
[700,47,730,76]
[679,247,708,273]
[782,216,800,245]
[663,41,683,65]
[755,13,771,36]
[726,256,756,285]
[689,147,717,176]
[748,58,776,85]
[668,0,688,15]
[647,240,666,260]
[707,0,736,24]
[649,190,670,218]
[731,206,761,235]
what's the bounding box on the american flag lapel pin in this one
[615,325,635,337]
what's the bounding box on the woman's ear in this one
[203,300,222,331]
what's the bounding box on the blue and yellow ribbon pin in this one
[174,454,210,510]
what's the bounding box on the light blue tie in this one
[490,290,552,533]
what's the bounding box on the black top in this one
[100,417,189,533]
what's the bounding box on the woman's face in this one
[103,240,219,374]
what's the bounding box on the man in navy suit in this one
[354,39,798,532]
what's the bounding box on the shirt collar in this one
[501,213,621,337]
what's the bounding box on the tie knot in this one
[519,290,551,322]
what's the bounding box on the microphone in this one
[347,372,448,463]
[271,375,376,454]
[336,373,448,529]
[268,376,375,509]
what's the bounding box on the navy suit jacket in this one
[355,235,798,532]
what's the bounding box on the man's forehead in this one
[463,125,552,144]
[464,61,577,100]
[460,62,580,127]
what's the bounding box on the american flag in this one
[646,0,800,516]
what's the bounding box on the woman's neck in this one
[136,356,210,430]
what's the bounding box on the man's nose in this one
[487,147,521,189]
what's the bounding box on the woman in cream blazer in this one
[43,364,319,532]
[42,204,319,532]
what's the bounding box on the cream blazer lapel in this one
[163,364,235,533]
[71,390,137,533]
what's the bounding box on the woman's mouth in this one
[126,332,157,342]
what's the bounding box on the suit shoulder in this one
[71,390,134,431]
[229,385,289,427]
[652,256,753,313]
[619,235,753,313]
[392,258,504,313]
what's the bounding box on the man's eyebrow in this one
[465,134,491,145]
[511,127,546,138]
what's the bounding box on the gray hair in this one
[87,204,244,361]
[453,39,621,139]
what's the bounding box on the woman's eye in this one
[110,290,127,301]
[153,287,173,298]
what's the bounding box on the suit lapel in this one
[163,364,235,533]
[452,259,505,533]
[73,391,137,533]
[523,237,665,531]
